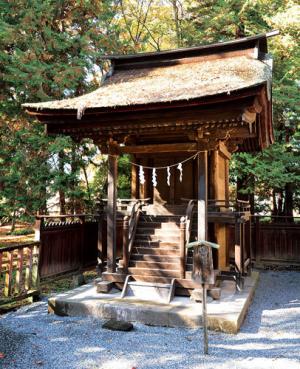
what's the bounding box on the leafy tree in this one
[183,0,300,215]
[0,0,124,225]
[0,0,299,223]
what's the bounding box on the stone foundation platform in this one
[48,271,259,334]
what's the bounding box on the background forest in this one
[0,0,299,228]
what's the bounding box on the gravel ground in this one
[0,271,299,369]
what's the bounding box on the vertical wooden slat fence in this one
[37,214,99,279]
[227,216,300,269]
[0,242,40,303]
[252,216,300,267]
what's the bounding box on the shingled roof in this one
[23,56,271,114]
[23,32,277,119]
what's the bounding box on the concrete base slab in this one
[48,271,259,334]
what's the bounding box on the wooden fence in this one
[0,242,40,304]
[36,214,99,279]
[225,215,300,270]
[252,216,300,268]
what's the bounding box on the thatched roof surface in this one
[23,56,271,115]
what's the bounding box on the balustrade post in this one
[34,218,42,242]
[180,216,186,279]
[4,251,13,297]
[123,216,129,273]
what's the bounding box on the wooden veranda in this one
[24,32,276,297]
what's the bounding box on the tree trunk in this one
[58,151,66,214]
[70,147,76,214]
[171,0,181,47]
[10,208,17,233]
[284,183,293,219]
[272,189,278,216]
[278,190,284,216]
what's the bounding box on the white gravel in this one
[0,271,299,369]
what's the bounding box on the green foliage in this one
[0,0,299,219]
[8,228,34,236]
[183,0,299,214]
[0,0,123,220]
[118,155,131,198]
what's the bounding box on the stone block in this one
[190,289,213,303]
[102,319,133,331]
[208,287,221,300]
[96,281,114,293]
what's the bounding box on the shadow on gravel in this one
[0,323,26,367]
[0,271,299,369]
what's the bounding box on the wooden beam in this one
[120,143,198,154]
[114,49,254,71]
[218,142,232,160]
[198,152,208,241]
[107,145,118,273]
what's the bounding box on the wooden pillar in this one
[131,155,138,199]
[211,150,228,270]
[122,216,129,273]
[107,147,118,273]
[179,217,186,279]
[198,151,208,241]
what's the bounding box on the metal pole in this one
[198,151,209,355]
[202,283,208,355]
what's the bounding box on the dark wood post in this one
[131,155,138,199]
[179,216,186,279]
[107,145,118,273]
[79,215,85,272]
[255,216,261,266]
[97,213,103,274]
[123,216,129,272]
[235,216,242,273]
[198,151,208,241]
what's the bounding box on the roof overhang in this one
[23,32,278,153]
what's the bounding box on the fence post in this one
[34,218,42,241]
[15,248,24,295]
[79,215,85,272]
[180,216,186,279]
[97,214,103,274]
[4,251,13,297]
[123,216,129,273]
[31,244,40,290]
[255,216,261,266]
[235,216,242,274]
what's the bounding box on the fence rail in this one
[0,242,40,303]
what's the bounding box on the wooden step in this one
[133,241,179,249]
[132,247,180,256]
[136,228,180,236]
[131,254,181,262]
[138,222,180,229]
[139,215,181,222]
[135,234,180,242]
[130,260,180,270]
[128,267,181,278]
[129,274,173,284]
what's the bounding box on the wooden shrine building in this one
[24,32,275,296]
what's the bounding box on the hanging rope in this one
[107,151,200,170]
